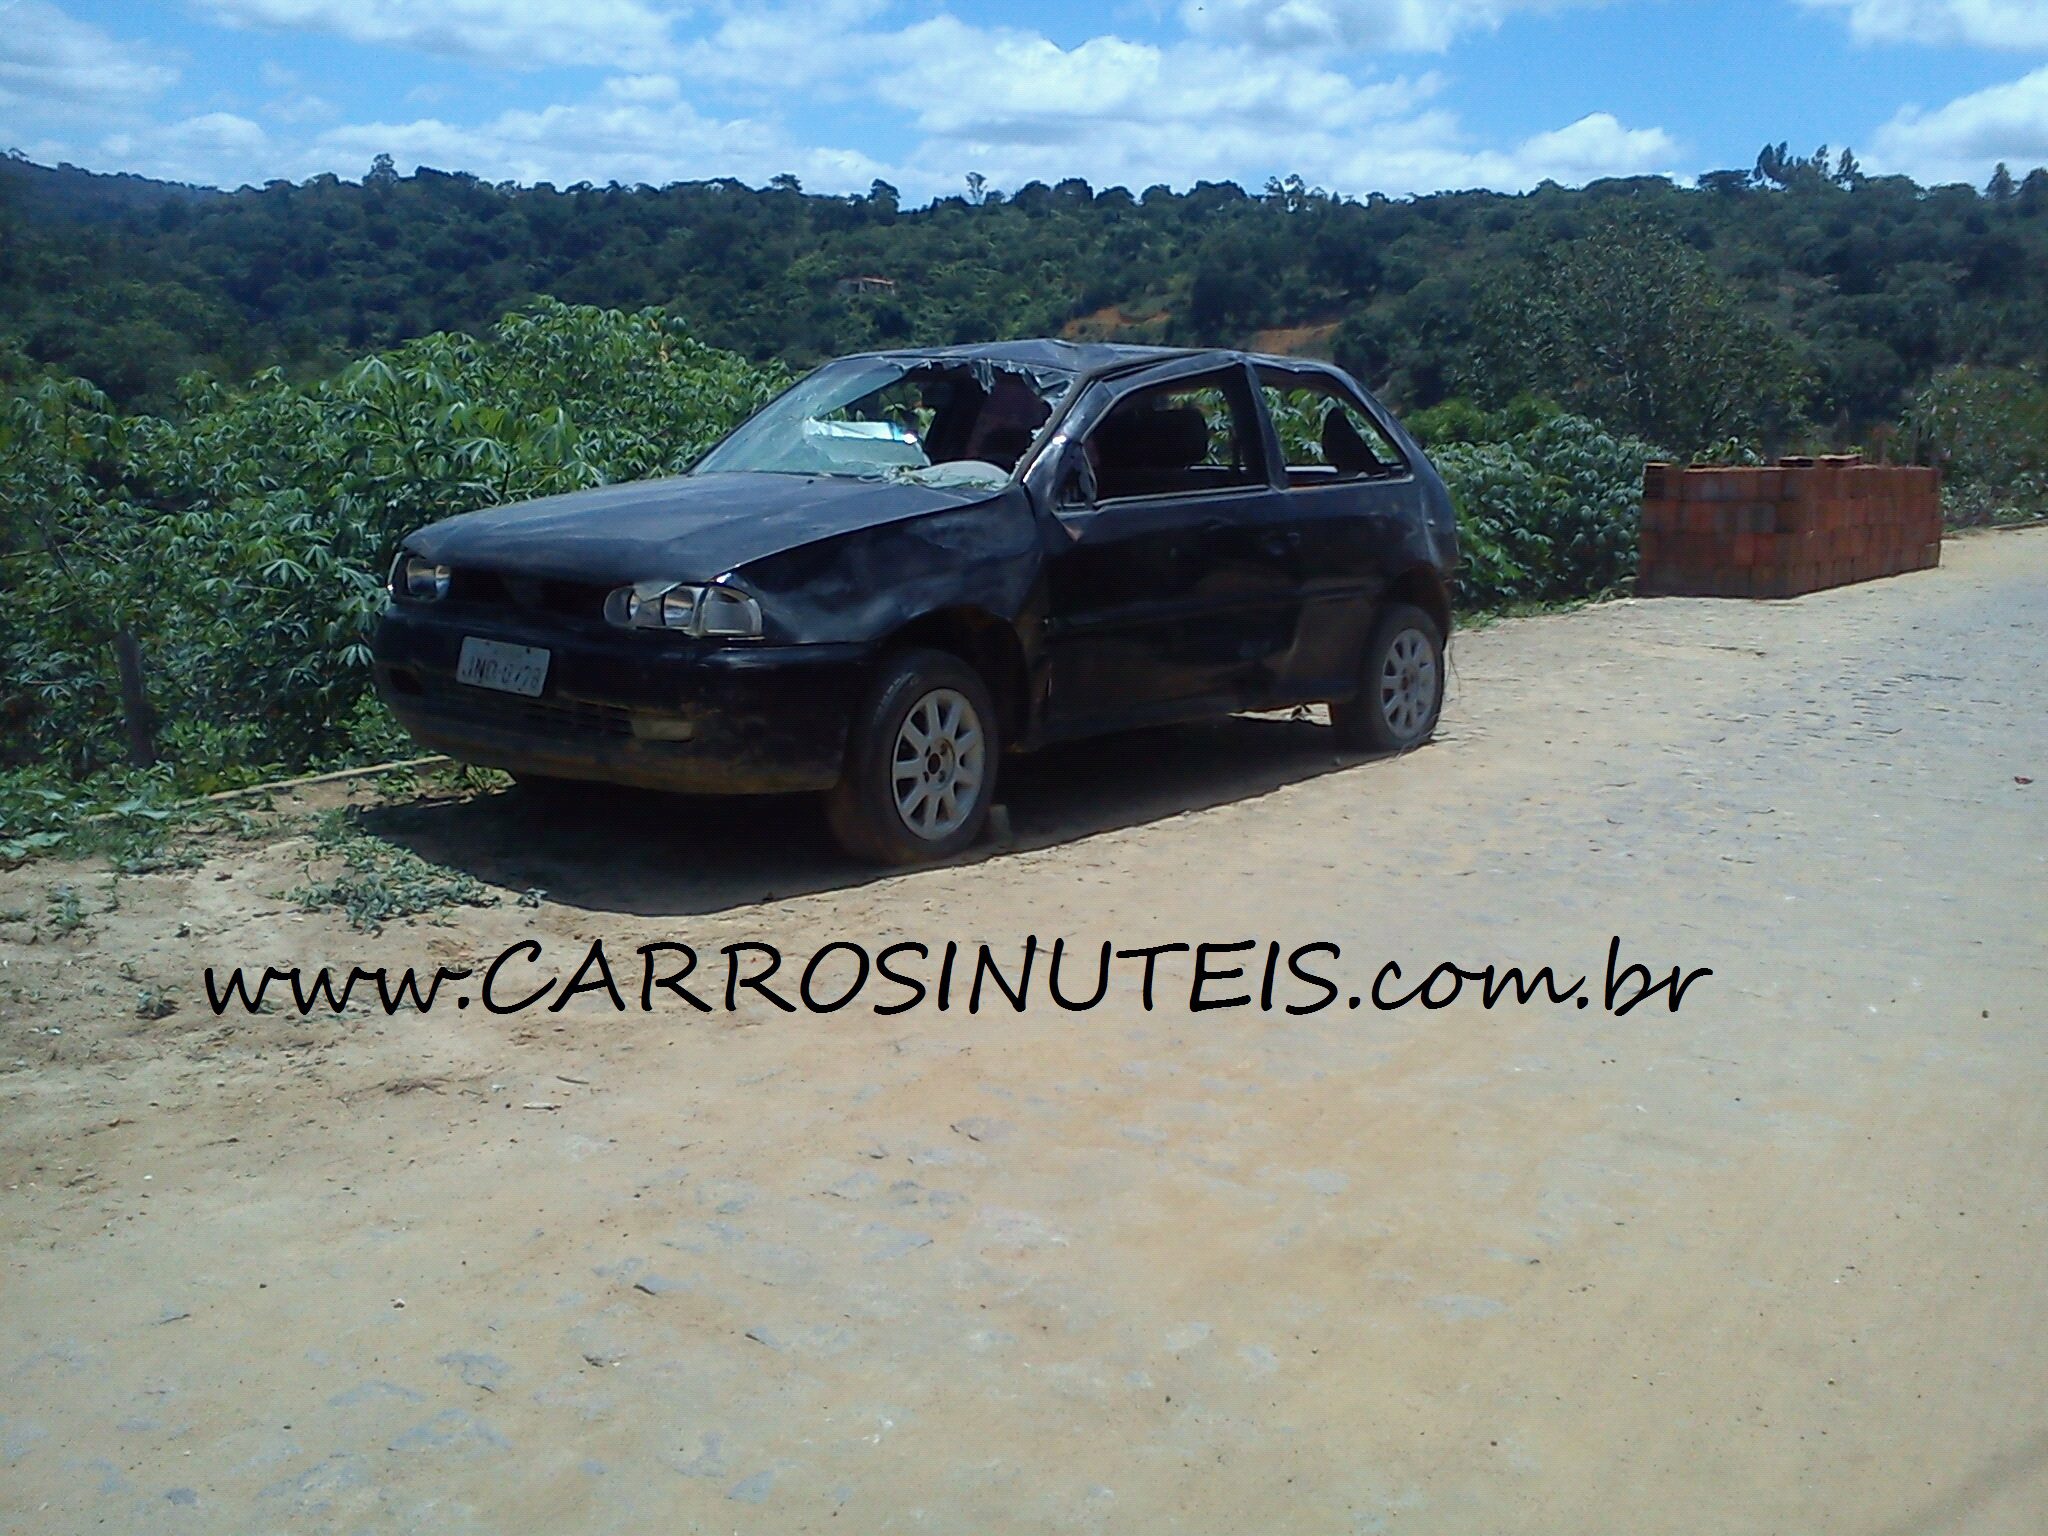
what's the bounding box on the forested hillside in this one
[5,147,2047,437]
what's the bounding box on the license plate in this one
[456,637,550,698]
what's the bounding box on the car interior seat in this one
[921,378,984,464]
[1321,406,1389,477]
[977,424,1037,471]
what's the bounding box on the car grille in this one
[419,676,634,739]
[448,568,610,622]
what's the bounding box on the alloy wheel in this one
[1378,627,1438,742]
[890,687,987,840]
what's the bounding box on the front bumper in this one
[372,602,869,794]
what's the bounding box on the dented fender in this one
[732,487,1044,646]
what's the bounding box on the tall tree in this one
[1465,211,1810,449]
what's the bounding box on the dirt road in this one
[3,530,2043,1535]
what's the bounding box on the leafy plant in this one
[46,883,84,933]
[1,303,784,798]
[292,809,499,932]
[1431,404,1669,610]
[1901,366,2048,525]
[0,763,181,867]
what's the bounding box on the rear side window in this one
[1260,374,1407,485]
[1085,373,1262,501]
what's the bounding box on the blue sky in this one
[4,1,2047,200]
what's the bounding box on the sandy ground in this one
[2,529,2044,1535]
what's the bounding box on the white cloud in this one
[300,97,892,191]
[1178,0,1607,53]
[684,10,1673,198]
[98,113,271,186]
[927,108,1676,200]
[874,18,1433,138]
[265,92,340,125]
[671,8,1671,197]
[602,74,683,104]
[0,0,176,115]
[676,0,896,94]
[1799,0,2048,50]
[307,5,1669,202]
[196,0,684,70]
[14,1,1676,200]
[1873,63,2048,182]
[1507,111,1677,180]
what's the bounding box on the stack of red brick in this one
[1637,454,1942,598]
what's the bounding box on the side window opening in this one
[1259,373,1408,486]
[1082,374,1261,502]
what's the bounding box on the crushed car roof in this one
[847,338,1343,382]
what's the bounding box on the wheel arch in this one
[880,607,1031,748]
[1386,565,1452,642]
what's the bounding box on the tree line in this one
[4,146,2046,445]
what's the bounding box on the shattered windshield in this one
[694,356,1073,490]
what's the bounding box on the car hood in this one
[404,471,1000,585]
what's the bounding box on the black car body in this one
[373,341,1458,858]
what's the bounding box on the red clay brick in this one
[1637,462,1941,598]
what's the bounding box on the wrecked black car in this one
[372,341,1459,863]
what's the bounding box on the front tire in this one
[827,649,999,864]
[1330,603,1445,752]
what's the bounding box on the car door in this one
[1256,365,1426,700]
[1030,360,1303,736]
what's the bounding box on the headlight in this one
[658,587,697,630]
[695,586,763,637]
[392,553,450,601]
[604,580,762,638]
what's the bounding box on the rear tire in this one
[1330,603,1445,752]
[827,649,1000,864]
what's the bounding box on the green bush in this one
[0,302,785,802]
[1430,406,1670,610]
[1902,366,2048,525]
